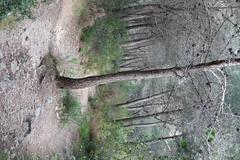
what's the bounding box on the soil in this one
[0,0,95,159]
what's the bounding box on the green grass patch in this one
[0,151,7,160]
[69,58,81,65]
[89,81,137,108]
[205,128,216,143]
[73,81,147,160]
[179,138,188,150]
[78,0,140,73]
[0,0,37,21]
[61,90,81,123]
[81,16,127,73]
[75,0,91,18]
[73,114,95,160]
[0,15,16,30]
[0,0,52,29]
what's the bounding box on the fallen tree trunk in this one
[114,108,183,122]
[115,90,170,108]
[56,58,240,89]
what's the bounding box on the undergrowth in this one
[78,0,139,74]
[0,151,7,160]
[0,152,60,160]
[73,82,148,160]
[81,16,127,73]
[0,0,52,29]
[61,90,81,123]
[0,0,37,20]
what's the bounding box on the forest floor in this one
[0,0,95,159]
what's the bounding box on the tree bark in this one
[56,58,240,89]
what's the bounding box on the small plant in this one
[73,114,95,160]
[180,138,188,150]
[0,151,7,160]
[61,90,81,123]
[50,154,60,160]
[205,128,216,142]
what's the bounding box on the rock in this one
[10,153,16,159]
[0,78,16,90]
[35,107,42,118]
[0,63,6,71]
[11,60,19,74]
[45,96,53,105]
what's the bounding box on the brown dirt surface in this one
[0,0,95,159]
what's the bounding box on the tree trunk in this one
[115,90,170,108]
[145,134,183,144]
[127,134,183,145]
[114,108,183,122]
[56,58,240,89]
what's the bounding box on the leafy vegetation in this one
[78,0,140,73]
[81,16,127,73]
[179,138,188,150]
[0,0,52,29]
[205,128,216,142]
[72,82,149,160]
[0,0,37,21]
[0,151,7,160]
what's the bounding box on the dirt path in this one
[21,0,94,159]
[0,0,94,159]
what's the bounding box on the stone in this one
[35,107,42,118]
[45,96,53,105]
[0,63,6,71]
[11,60,19,74]
[0,78,16,90]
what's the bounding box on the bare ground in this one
[0,0,94,159]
